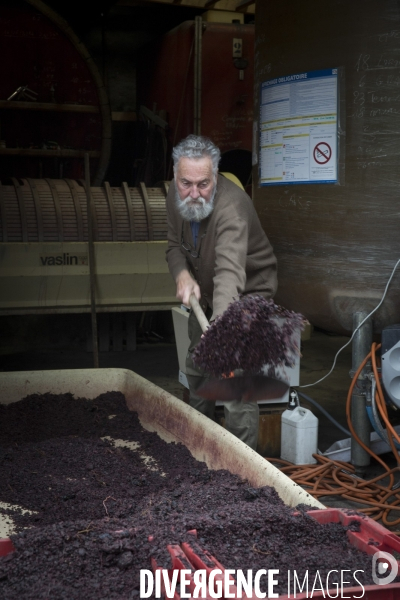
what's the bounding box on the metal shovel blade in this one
[197,375,290,403]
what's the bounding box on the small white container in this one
[281,406,318,464]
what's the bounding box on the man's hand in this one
[176,270,201,306]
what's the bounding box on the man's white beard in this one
[175,186,216,222]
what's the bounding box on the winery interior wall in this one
[253,0,400,334]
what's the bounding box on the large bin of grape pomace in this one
[1,369,400,598]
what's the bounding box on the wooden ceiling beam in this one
[115,0,255,11]
[235,0,255,12]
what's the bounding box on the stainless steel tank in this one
[253,0,400,334]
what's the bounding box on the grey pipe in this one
[84,153,99,368]
[350,311,372,473]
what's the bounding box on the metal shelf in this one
[0,148,100,157]
[0,100,99,113]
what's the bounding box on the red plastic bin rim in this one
[0,538,15,557]
[305,508,400,560]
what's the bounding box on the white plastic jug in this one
[281,406,318,465]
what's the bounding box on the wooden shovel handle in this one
[189,295,209,333]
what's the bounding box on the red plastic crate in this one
[2,509,400,598]
[149,510,400,599]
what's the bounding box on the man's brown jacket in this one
[166,174,278,319]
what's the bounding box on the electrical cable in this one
[267,343,400,532]
[366,375,400,450]
[297,390,351,437]
[299,256,400,389]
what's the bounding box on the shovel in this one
[189,295,289,402]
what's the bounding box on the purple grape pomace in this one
[192,295,305,378]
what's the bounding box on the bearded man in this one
[166,134,277,450]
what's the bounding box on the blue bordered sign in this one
[259,68,338,185]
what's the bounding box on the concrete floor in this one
[1,315,399,519]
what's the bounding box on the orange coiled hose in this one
[267,343,400,531]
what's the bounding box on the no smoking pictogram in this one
[313,142,332,164]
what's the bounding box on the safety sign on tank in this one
[259,68,338,185]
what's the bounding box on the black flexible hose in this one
[297,391,351,438]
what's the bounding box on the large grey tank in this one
[253,0,400,334]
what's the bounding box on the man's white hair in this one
[172,135,220,176]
